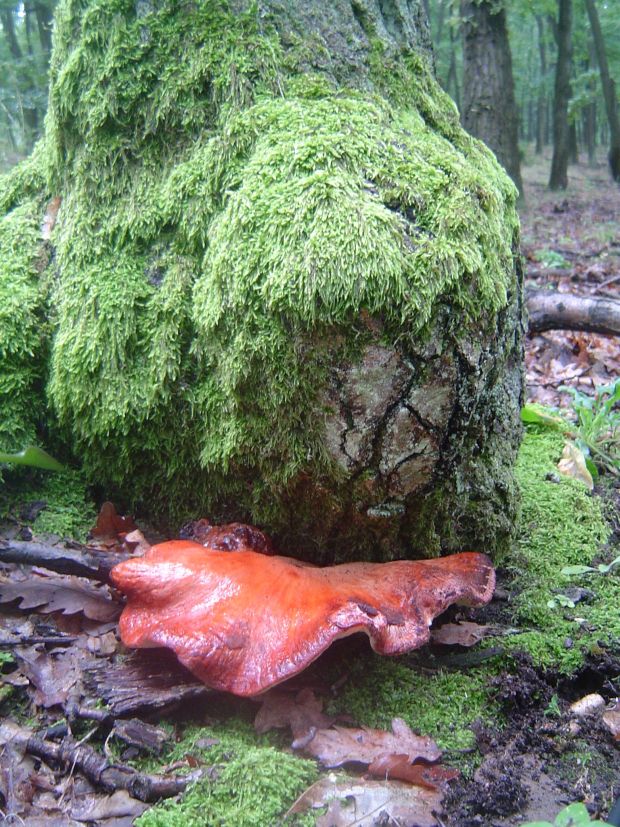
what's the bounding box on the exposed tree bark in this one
[527,291,620,336]
[535,16,547,154]
[549,0,572,190]
[86,652,211,717]
[569,120,578,164]
[584,0,620,181]
[460,0,523,195]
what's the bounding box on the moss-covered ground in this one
[0,468,95,540]
[133,720,317,827]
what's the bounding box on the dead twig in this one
[23,731,191,802]
[0,540,130,583]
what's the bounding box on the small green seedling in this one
[542,694,562,718]
[0,446,65,472]
[523,801,607,826]
[534,249,570,269]
[547,594,576,610]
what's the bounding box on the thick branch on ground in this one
[22,731,191,801]
[527,290,620,336]
[0,540,129,583]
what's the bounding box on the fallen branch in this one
[527,290,620,336]
[0,539,129,583]
[24,731,192,801]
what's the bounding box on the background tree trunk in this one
[535,16,547,154]
[0,8,39,140]
[460,0,523,196]
[584,0,620,181]
[549,0,572,190]
[0,0,524,562]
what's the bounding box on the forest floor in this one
[0,150,619,827]
[521,148,620,408]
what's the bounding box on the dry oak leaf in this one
[0,571,120,622]
[289,774,442,827]
[254,688,333,739]
[15,648,80,708]
[301,717,441,768]
[430,621,491,647]
[368,753,459,789]
[602,700,620,740]
[557,441,594,489]
[90,501,139,548]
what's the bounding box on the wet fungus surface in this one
[110,525,495,696]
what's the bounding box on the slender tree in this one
[0,6,38,138]
[549,0,572,190]
[461,0,523,195]
[584,0,620,181]
[535,15,548,153]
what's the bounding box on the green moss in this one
[135,720,317,827]
[502,429,615,671]
[0,197,50,462]
[328,655,496,753]
[0,147,48,214]
[0,469,96,540]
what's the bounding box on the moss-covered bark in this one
[0,0,523,560]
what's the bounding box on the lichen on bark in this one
[0,0,524,560]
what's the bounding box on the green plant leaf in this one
[561,564,596,577]
[596,556,620,574]
[584,456,598,480]
[555,802,597,826]
[0,446,65,472]
[520,404,570,430]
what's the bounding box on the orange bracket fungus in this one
[110,526,495,697]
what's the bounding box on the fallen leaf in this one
[288,774,442,827]
[430,621,490,647]
[569,693,605,718]
[70,789,149,821]
[602,700,620,740]
[557,441,594,489]
[255,688,333,739]
[85,631,118,656]
[123,529,151,555]
[0,571,120,622]
[368,754,459,789]
[301,718,441,768]
[15,649,81,708]
[90,502,138,548]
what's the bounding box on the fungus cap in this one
[111,535,495,697]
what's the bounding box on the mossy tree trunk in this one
[0,0,524,563]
